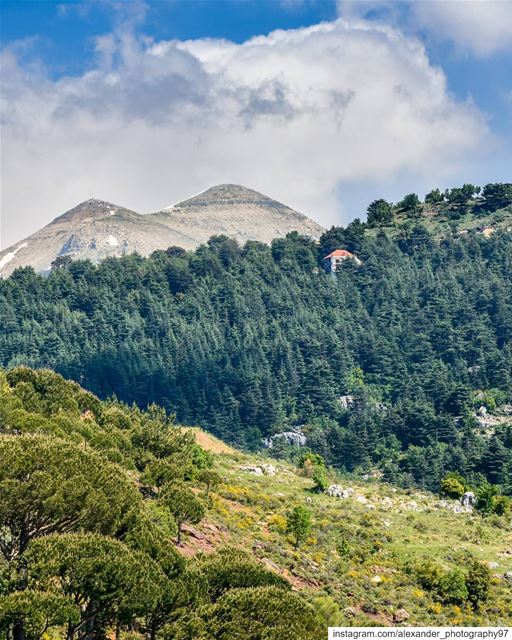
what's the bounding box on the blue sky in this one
[1,0,511,247]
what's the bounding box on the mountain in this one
[0,199,187,278]
[152,184,324,248]
[0,185,324,277]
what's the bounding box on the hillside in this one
[1,220,511,495]
[364,183,512,239]
[206,441,512,627]
[0,185,324,277]
[1,368,511,640]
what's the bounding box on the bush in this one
[286,506,312,550]
[415,562,469,605]
[465,560,491,607]
[415,561,444,592]
[312,466,329,493]
[438,571,468,605]
[191,547,290,601]
[440,475,465,499]
[190,586,324,640]
[492,495,511,517]
[475,481,499,517]
[298,452,325,469]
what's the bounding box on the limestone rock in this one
[393,608,410,623]
[326,484,354,498]
[261,463,277,476]
[461,491,476,508]
[239,465,264,476]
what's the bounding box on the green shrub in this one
[182,586,324,640]
[312,466,329,492]
[440,475,465,499]
[286,506,312,550]
[298,452,325,469]
[190,547,289,601]
[415,561,444,592]
[465,560,491,607]
[438,571,469,605]
[475,482,499,517]
[491,495,511,517]
[415,562,470,605]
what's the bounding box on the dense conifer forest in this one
[1,187,512,493]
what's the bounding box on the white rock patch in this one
[0,242,28,269]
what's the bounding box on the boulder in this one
[403,500,422,512]
[239,465,264,476]
[338,395,356,410]
[261,463,277,476]
[504,571,512,582]
[461,491,476,508]
[263,430,306,448]
[261,558,281,572]
[326,484,353,498]
[393,608,410,623]
[370,575,383,584]
[181,524,204,540]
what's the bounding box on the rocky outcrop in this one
[326,484,354,498]
[393,608,410,623]
[239,463,277,476]
[461,491,476,508]
[263,430,307,448]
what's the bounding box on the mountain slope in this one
[0,185,324,277]
[2,368,511,629]
[0,199,194,277]
[1,228,511,495]
[151,184,324,248]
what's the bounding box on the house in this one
[322,249,361,272]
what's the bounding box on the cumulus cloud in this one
[1,17,490,248]
[412,0,512,57]
[339,0,512,57]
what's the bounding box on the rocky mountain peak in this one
[170,184,295,212]
[50,199,129,225]
[0,185,324,277]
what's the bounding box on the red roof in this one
[323,249,354,259]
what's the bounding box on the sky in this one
[1,0,511,249]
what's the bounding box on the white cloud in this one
[1,18,490,248]
[339,0,512,58]
[412,0,512,57]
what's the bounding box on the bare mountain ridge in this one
[0,185,324,277]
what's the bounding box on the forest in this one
[1,185,512,493]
